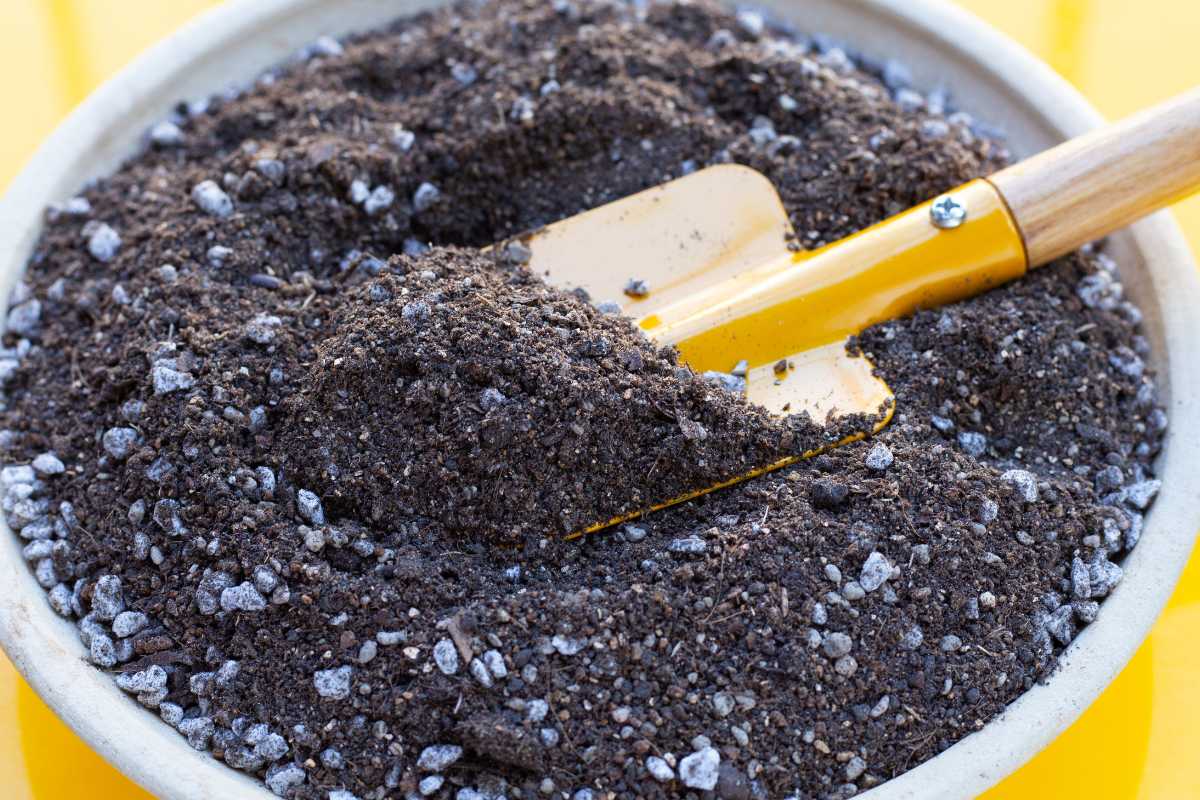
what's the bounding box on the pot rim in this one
[1,1,1197,798]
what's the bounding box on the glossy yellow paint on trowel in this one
[523,86,1200,535]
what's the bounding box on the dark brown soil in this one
[0,1,1163,799]
[279,247,858,543]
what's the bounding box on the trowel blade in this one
[515,164,892,533]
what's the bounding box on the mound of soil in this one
[280,247,848,542]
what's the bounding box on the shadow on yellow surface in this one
[1,0,1199,798]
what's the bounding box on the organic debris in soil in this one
[0,1,1165,799]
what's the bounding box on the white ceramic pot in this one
[1,1,1197,798]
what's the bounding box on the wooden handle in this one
[989,87,1200,266]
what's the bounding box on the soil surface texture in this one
[279,247,849,543]
[0,2,1165,800]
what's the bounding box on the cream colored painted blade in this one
[525,164,894,429]
[747,341,892,421]
[523,164,794,316]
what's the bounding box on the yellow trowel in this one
[514,87,1200,537]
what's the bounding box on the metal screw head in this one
[930,195,968,229]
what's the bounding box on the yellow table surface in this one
[1,1,1198,798]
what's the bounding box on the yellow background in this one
[1,1,1198,798]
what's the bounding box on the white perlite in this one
[646,755,675,782]
[864,441,893,470]
[310,35,344,57]
[87,223,122,262]
[150,120,185,147]
[265,763,306,796]
[417,744,463,771]
[191,180,234,218]
[469,657,493,688]
[115,664,167,695]
[245,313,283,344]
[296,489,326,524]
[433,638,460,674]
[364,186,395,216]
[112,610,148,637]
[6,298,41,337]
[376,630,404,646]
[91,574,125,621]
[32,452,65,475]
[151,362,195,395]
[859,551,892,592]
[679,747,720,790]
[313,665,353,699]
[1001,469,1039,502]
[413,182,440,213]
[102,427,138,460]
[482,649,507,679]
[220,581,267,612]
[551,634,587,655]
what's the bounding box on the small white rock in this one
[679,747,720,790]
[646,755,675,782]
[859,551,892,592]
[413,182,440,213]
[865,441,894,471]
[311,36,344,57]
[551,634,586,656]
[32,452,65,475]
[102,427,138,460]
[313,665,353,700]
[220,582,267,612]
[150,120,186,147]
[416,744,463,772]
[151,363,195,395]
[349,180,371,205]
[1001,469,1039,503]
[112,610,149,637]
[482,649,507,679]
[265,763,306,796]
[191,180,234,218]
[433,638,460,675]
[296,489,325,524]
[469,657,493,688]
[88,224,122,263]
[364,186,395,216]
[91,574,125,621]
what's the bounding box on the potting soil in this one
[0,1,1164,798]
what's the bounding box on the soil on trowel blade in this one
[0,1,1164,799]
